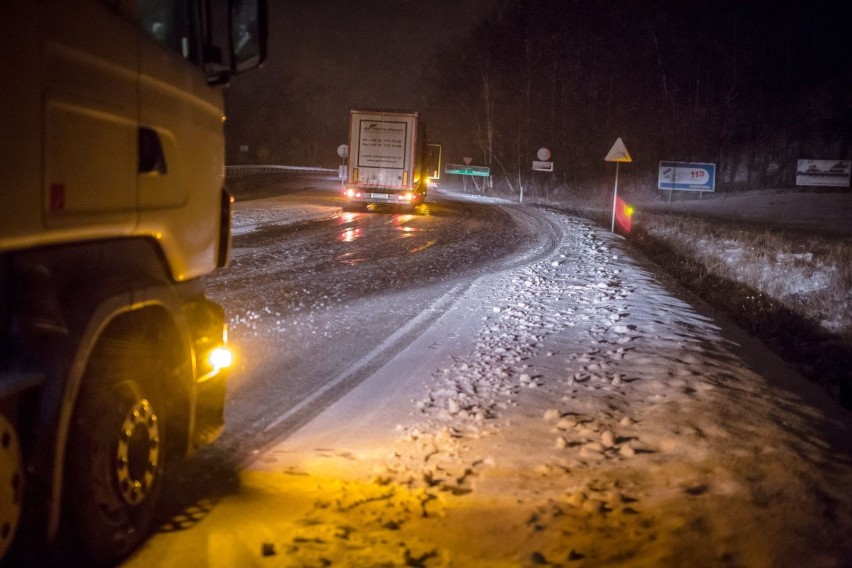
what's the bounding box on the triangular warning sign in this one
[605,138,632,163]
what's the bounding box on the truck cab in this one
[0,0,265,563]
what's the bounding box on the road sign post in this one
[604,138,632,233]
[337,144,349,188]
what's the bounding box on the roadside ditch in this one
[553,203,852,409]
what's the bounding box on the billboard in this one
[796,160,851,187]
[658,161,716,192]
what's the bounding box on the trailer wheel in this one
[0,413,23,561]
[65,332,168,564]
[342,202,366,213]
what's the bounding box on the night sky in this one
[270,0,501,109]
[225,0,502,163]
[225,1,850,190]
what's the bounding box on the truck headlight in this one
[207,346,233,371]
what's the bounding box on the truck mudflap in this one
[193,373,226,447]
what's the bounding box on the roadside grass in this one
[635,213,852,343]
[628,217,851,406]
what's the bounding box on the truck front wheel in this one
[65,330,168,564]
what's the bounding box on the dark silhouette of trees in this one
[428,0,851,196]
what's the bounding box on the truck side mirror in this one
[230,0,267,72]
[203,0,267,85]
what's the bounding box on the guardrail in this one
[225,165,337,177]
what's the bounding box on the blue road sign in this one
[658,161,716,192]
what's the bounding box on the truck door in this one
[136,0,225,280]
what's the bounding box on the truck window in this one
[138,0,201,64]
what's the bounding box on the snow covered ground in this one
[125,191,852,567]
[632,189,852,334]
[230,191,341,236]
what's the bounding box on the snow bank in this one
[231,196,339,235]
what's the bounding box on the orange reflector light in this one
[207,346,233,370]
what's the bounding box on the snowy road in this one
[203,185,561,464]
[122,184,852,567]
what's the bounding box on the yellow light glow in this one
[207,346,233,370]
[339,227,361,242]
[409,240,436,253]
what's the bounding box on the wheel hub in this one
[0,413,23,560]
[115,399,160,505]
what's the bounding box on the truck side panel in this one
[0,1,227,283]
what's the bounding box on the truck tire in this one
[0,413,23,561]
[65,329,168,565]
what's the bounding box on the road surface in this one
[117,175,852,567]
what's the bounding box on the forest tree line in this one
[225,0,850,196]
[426,0,850,197]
